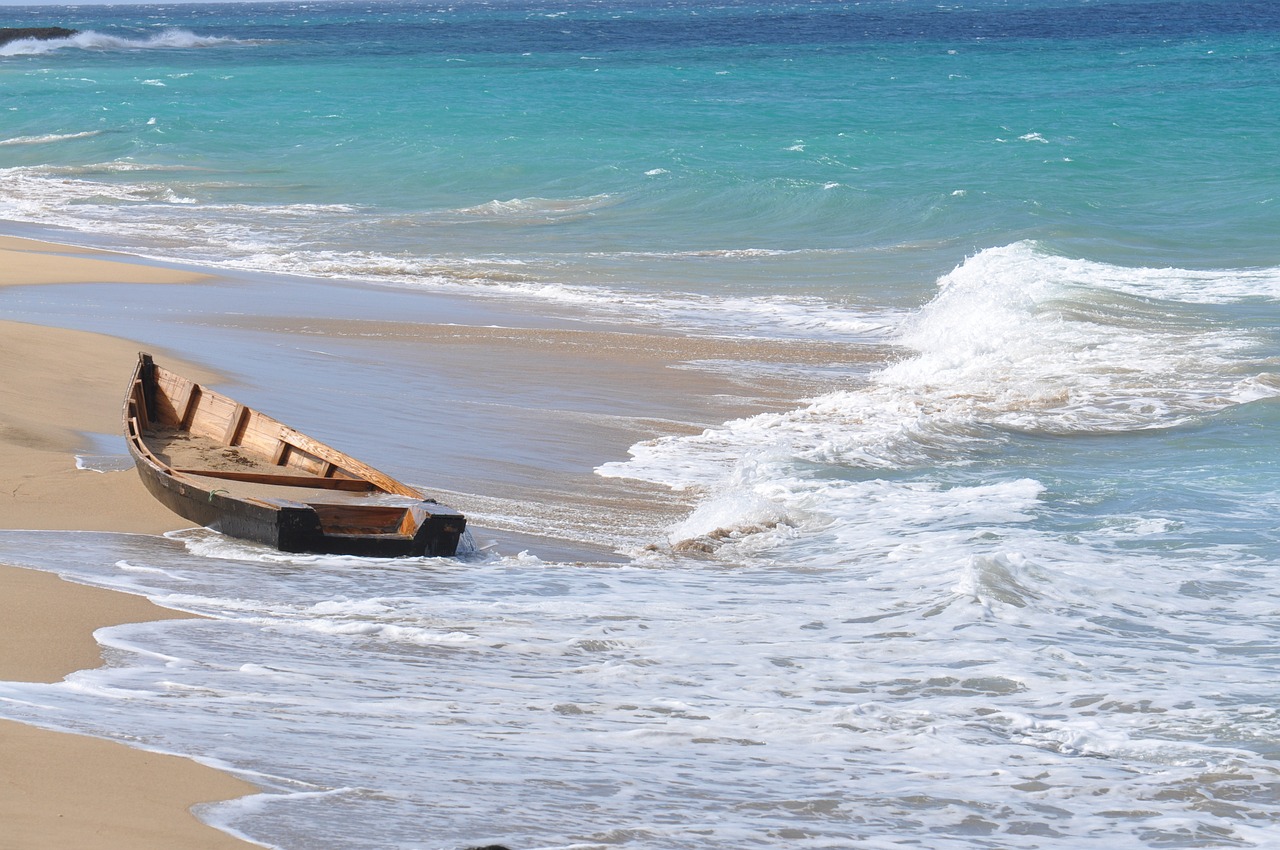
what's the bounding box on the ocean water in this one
[3,1,1280,848]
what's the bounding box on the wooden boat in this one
[123,353,466,557]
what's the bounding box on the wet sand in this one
[0,566,258,850]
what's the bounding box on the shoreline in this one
[0,565,261,850]
[0,237,262,849]
[0,225,883,558]
[0,228,877,848]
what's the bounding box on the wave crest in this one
[603,242,1280,553]
[454,194,615,221]
[0,130,102,146]
[1,28,244,56]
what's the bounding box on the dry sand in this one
[0,234,219,533]
[0,238,259,850]
[0,320,224,533]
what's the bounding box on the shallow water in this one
[3,1,1280,847]
[1,514,1279,849]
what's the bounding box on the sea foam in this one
[0,131,102,146]
[0,28,243,56]
[602,242,1280,551]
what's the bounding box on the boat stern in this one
[304,501,466,557]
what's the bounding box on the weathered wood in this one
[173,468,378,491]
[187,388,239,444]
[281,428,420,497]
[128,382,149,430]
[237,410,284,460]
[251,497,307,508]
[177,383,201,430]
[399,503,430,536]
[311,503,408,535]
[271,440,290,466]
[224,403,249,447]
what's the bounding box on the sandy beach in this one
[0,567,259,850]
[0,236,260,849]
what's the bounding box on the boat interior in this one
[126,358,435,538]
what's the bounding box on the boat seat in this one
[173,468,376,491]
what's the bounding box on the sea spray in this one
[603,243,1280,551]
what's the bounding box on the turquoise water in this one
[4,1,1279,284]
[4,2,1280,848]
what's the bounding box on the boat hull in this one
[124,353,465,557]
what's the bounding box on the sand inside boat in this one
[141,429,424,507]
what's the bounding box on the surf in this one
[602,242,1280,551]
[0,28,243,56]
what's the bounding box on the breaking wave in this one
[602,242,1280,549]
[0,28,245,56]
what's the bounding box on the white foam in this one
[0,166,896,343]
[115,560,188,580]
[1,523,1278,849]
[603,242,1280,550]
[454,194,615,219]
[0,28,244,56]
[166,528,437,567]
[74,454,133,473]
[0,130,102,146]
[991,246,1280,304]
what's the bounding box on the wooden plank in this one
[281,428,420,497]
[224,404,249,447]
[152,367,189,424]
[311,503,408,534]
[278,443,326,477]
[271,441,290,466]
[187,389,239,442]
[398,504,428,536]
[249,497,310,509]
[144,368,186,427]
[178,384,201,430]
[237,410,286,460]
[129,383,149,431]
[171,469,378,491]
